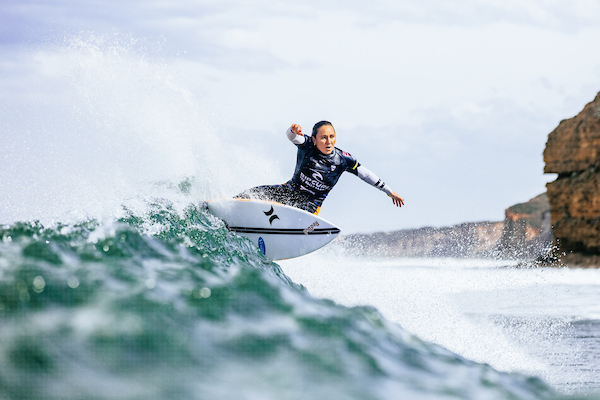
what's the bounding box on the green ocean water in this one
[0,199,588,400]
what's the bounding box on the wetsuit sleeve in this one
[286,126,307,146]
[341,151,360,175]
[356,165,394,196]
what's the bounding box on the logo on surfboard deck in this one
[303,221,320,235]
[258,237,266,255]
[263,206,280,225]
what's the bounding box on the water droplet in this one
[200,287,211,298]
[67,276,80,289]
[33,276,46,293]
[145,278,156,289]
[193,287,212,299]
[103,245,110,252]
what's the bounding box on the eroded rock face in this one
[545,92,600,174]
[544,92,600,257]
[495,193,551,259]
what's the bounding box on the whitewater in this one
[1,34,598,399]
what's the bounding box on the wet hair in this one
[312,121,335,137]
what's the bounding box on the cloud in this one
[310,0,600,31]
[4,0,600,73]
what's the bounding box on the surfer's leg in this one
[293,199,319,214]
[234,185,269,199]
[279,183,319,213]
[235,183,319,213]
[234,184,286,202]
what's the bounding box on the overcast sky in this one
[2,0,600,233]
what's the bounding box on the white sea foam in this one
[280,251,600,393]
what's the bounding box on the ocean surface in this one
[282,252,600,397]
[0,199,598,400]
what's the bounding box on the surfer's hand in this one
[291,124,303,136]
[389,192,405,207]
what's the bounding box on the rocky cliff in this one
[495,193,552,259]
[340,194,552,260]
[544,92,600,265]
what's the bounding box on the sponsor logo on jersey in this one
[312,171,323,181]
[299,172,330,192]
[300,185,315,195]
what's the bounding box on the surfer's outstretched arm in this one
[286,124,305,145]
[356,165,405,208]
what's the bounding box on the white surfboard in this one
[205,198,340,260]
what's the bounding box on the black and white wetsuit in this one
[235,127,394,214]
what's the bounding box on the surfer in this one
[236,121,404,214]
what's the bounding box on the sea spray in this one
[0,31,283,226]
[0,200,568,400]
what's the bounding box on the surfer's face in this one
[312,125,336,155]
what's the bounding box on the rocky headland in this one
[340,193,552,260]
[544,91,600,267]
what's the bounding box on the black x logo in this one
[264,206,280,225]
